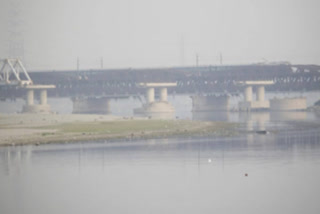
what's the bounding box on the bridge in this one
[2,63,320,98]
[1,59,319,114]
[0,59,55,113]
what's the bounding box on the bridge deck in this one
[1,64,319,99]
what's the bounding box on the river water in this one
[1,93,320,214]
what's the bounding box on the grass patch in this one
[41,132,56,136]
[55,120,189,135]
[49,119,238,139]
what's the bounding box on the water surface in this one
[1,125,320,214]
[1,92,320,214]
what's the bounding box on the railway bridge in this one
[1,60,319,113]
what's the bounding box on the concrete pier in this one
[159,88,167,102]
[244,86,252,102]
[256,86,265,102]
[270,97,307,111]
[146,88,155,103]
[26,89,34,105]
[134,82,176,114]
[237,81,274,111]
[270,111,307,120]
[22,85,55,113]
[40,89,47,105]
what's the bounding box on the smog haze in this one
[0,0,319,70]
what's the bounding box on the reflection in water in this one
[192,111,316,130]
[193,110,319,148]
[1,128,320,214]
[238,112,270,131]
[270,111,307,121]
[192,111,229,121]
[1,145,33,176]
[1,92,320,214]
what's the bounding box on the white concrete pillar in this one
[159,88,167,102]
[26,89,34,105]
[244,86,252,102]
[40,89,47,105]
[146,88,155,103]
[256,86,265,102]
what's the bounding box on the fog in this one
[0,0,319,70]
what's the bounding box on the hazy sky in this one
[0,0,319,70]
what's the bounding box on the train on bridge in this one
[1,63,320,99]
[1,60,319,114]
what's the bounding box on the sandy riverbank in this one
[0,113,237,146]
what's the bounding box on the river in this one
[0,93,320,214]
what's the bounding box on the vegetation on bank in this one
[46,119,238,141]
[0,118,238,146]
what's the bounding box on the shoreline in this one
[0,113,238,147]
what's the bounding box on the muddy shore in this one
[0,113,237,146]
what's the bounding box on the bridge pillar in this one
[270,97,307,111]
[146,88,155,103]
[26,89,34,105]
[40,89,47,105]
[72,97,111,114]
[256,86,265,102]
[134,83,177,115]
[244,86,252,102]
[237,81,274,111]
[22,85,55,113]
[159,88,168,102]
